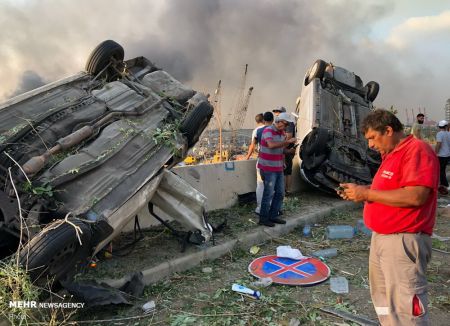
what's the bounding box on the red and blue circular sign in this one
[248,255,330,286]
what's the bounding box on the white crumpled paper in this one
[276,245,306,260]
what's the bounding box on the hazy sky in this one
[0,0,449,126]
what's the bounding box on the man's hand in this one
[267,137,297,149]
[286,138,297,145]
[337,183,370,202]
[284,147,296,154]
[338,182,432,207]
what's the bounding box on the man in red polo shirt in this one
[338,109,438,326]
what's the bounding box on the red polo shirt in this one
[363,135,438,235]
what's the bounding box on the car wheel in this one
[303,128,329,156]
[300,128,329,169]
[305,59,327,85]
[301,152,327,170]
[85,40,125,79]
[366,81,379,102]
[180,101,214,147]
[19,219,92,283]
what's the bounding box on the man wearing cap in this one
[435,120,450,195]
[258,112,297,227]
[273,107,296,195]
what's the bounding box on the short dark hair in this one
[361,109,403,134]
[255,113,264,124]
[417,113,424,118]
[263,111,274,122]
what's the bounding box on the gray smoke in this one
[10,70,46,97]
[0,0,448,125]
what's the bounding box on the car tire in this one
[305,59,327,85]
[85,40,125,78]
[300,128,329,169]
[19,219,92,283]
[301,152,327,170]
[180,101,214,147]
[303,128,329,156]
[366,81,379,102]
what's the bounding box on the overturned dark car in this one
[0,40,213,281]
[296,59,381,192]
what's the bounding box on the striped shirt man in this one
[257,125,285,172]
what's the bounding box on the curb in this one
[102,200,358,288]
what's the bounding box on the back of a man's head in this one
[362,109,403,134]
[263,111,274,123]
[255,113,264,124]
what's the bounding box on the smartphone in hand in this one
[335,185,345,196]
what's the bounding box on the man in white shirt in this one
[245,113,264,160]
[435,120,450,195]
[246,113,266,214]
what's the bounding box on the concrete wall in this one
[174,155,307,210]
[126,156,308,230]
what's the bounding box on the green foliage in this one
[333,301,356,314]
[432,295,450,306]
[0,258,40,324]
[152,121,182,155]
[48,148,79,166]
[119,127,137,138]
[432,238,447,250]
[23,181,53,197]
[307,310,322,322]
[153,126,176,144]
[2,123,27,139]
[212,287,228,299]
[171,315,198,326]
[283,196,303,212]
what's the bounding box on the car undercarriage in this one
[0,40,214,282]
[296,59,381,193]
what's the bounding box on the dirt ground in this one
[69,192,450,326]
[78,191,342,280]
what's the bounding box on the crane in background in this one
[185,64,253,163]
[230,86,254,157]
[229,64,252,156]
[210,80,226,162]
[228,64,249,126]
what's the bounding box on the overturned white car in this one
[296,59,381,192]
[0,40,214,282]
